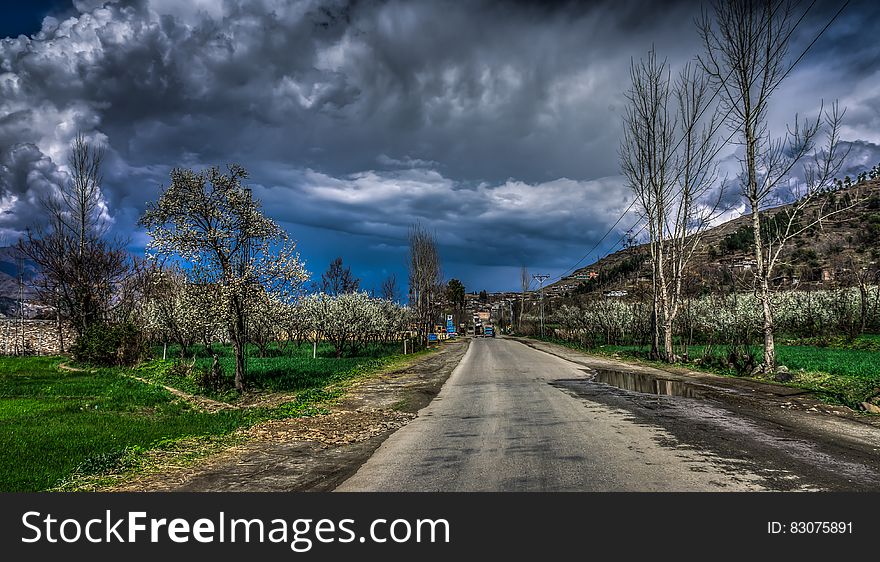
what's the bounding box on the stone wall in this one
[0,319,75,356]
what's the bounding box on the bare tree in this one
[663,63,724,359]
[620,49,675,359]
[407,223,442,343]
[698,0,856,371]
[380,273,399,302]
[17,133,131,337]
[848,259,880,337]
[620,49,722,362]
[321,256,360,296]
[65,132,106,256]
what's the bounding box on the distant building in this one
[603,290,628,298]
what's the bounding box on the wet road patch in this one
[590,368,710,399]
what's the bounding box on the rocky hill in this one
[550,179,880,297]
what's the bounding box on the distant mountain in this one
[0,248,38,318]
[549,179,880,297]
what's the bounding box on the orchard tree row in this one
[18,136,449,392]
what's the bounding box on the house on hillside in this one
[732,259,757,271]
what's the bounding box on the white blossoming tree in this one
[296,292,410,358]
[139,164,308,391]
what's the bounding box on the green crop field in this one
[0,357,252,491]
[0,343,413,491]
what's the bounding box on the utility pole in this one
[532,274,549,338]
[241,187,252,379]
[17,256,24,355]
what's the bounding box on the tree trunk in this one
[859,282,868,335]
[745,107,776,373]
[655,235,675,362]
[519,296,524,332]
[231,294,246,392]
[663,320,674,362]
[760,277,776,372]
[232,334,245,392]
[649,305,660,360]
[56,315,65,354]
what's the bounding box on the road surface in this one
[337,337,880,491]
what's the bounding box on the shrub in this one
[72,322,146,366]
[698,344,758,375]
[191,355,232,392]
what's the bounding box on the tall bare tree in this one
[620,49,722,362]
[620,49,674,359]
[698,0,855,371]
[380,273,399,302]
[65,132,106,257]
[18,133,130,337]
[321,256,360,296]
[407,223,442,342]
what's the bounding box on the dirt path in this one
[129,375,235,412]
[56,361,91,372]
[109,338,470,491]
[59,361,235,413]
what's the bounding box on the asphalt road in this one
[337,336,880,491]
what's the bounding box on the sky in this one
[1,0,879,293]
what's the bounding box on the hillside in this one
[0,249,38,318]
[549,179,880,297]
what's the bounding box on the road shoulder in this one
[512,336,879,424]
[508,336,880,490]
[106,338,470,492]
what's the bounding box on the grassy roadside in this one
[527,337,880,409]
[0,347,430,492]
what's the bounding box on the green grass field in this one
[0,342,413,491]
[541,337,880,407]
[141,342,406,400]
[0,357,255,491]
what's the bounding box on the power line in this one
[531,274,550,337]
[551,0,810,284]
[607,0,851,264]
[547,0,844,287]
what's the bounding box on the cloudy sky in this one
[1,0,879,293]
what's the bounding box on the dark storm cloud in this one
[252,167,632,268]
[0,143,69,233]
[1,0,878,289]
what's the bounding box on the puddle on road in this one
[591,369,708,399]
